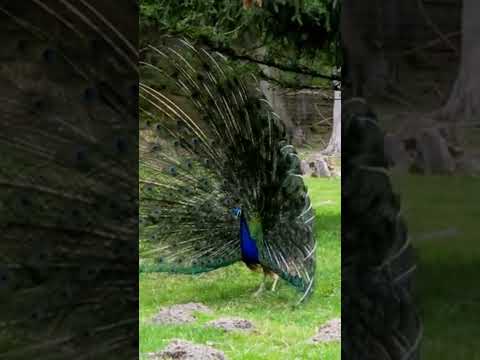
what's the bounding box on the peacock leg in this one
[271,273,279,292]
[253,273,267,297]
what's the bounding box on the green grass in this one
[392,175,480,359]
[139,178,341,359]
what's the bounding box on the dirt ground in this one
[151,303,212,325]
[147,339,227,360]
[310,318,341,344]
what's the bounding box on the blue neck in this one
[239,214,259,264]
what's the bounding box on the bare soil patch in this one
[310,318,341,343]
[147,339,227,360]
[151,303,212,325]
[206,318,255,332]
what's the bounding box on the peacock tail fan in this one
[0,1,138,358]
[139,36,316,302]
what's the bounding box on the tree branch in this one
[258,71,332,91]
[201,41,339,81]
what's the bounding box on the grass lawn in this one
[392,175,480,359]
[139,178,341,359]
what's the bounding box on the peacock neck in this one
[239,213,260,265]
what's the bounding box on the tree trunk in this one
[442,0,480,130]
[259,79,294,130]
[255,48,294,132]
[323,90,341,155]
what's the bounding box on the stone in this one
[300,160,312,176]
[415,128,455,174]
[312,156,331,177]
[456,155,480,175]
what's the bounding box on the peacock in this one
[0,1,138,358]
[139,36,316,303]
[342,98,422,359]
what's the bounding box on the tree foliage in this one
[140,0,340,87]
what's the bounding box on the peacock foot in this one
[253,281,266,297]
[270,274,279,292]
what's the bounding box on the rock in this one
[206,318,255,332]
[310,318,341,343]
[151,303,212,325]
[415,128,455,174]
[311,156,331,178]
[456,155,480,175]
[300,160,312,176]
[148,339,227,360]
